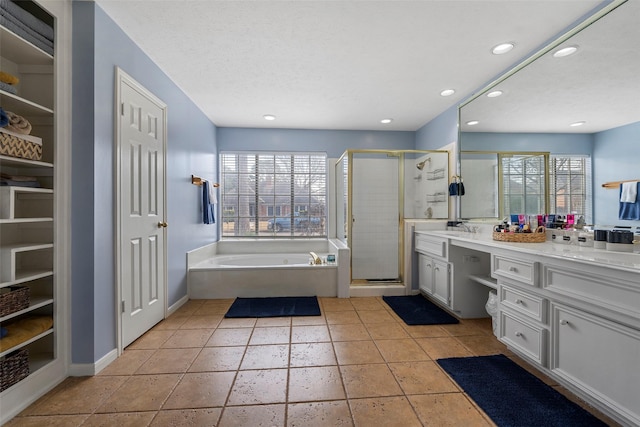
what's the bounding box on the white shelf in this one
[0,90,54,116]
[0,328,53,359]
[0,270,53,288]
[468,274,498,289]
[0,26,53,65]
[0,155,53,169]
[0,297,53,322]
[0,218,53,225]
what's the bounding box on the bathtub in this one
[188,239,349,299]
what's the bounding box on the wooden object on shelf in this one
[0,286,30,317]
[0,348,29,392]
[0,128,42,161]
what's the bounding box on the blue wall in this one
[415,105,458,151]
[217,127,415,158]
[460,132,594,154]
[72,3,218,364]
[593,121,640,225]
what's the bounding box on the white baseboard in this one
[168,293,190,316]
[68,348,118,376]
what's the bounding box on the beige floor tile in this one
[189,346,245,372]
[152,315,189,330]
[325,311,362,325]
[401,324,449,338]
[366,323,410,340]
[240,344,290,370]
[80,412,157,427]
[456,334,509,356]
[328,323,371,341]
[291,325,331,343]
[291,315,327,326]
[349,396,422,427]
[255,316,292,327]
[161,328,214,348]
[288,366,346,402]
[340,364,403,398]
[441,321,485,337]
[96,374,181,413]
[150,408,222,426]
[290,342,337,367]
[333,340,384,365]
[206,327,253,347]
[127,330,175,350]
[135,348,200,374]
[172,300,205,316]
[416,337,474,359]
[463,317,494,334]
[389,361,459,394]
[287,401,353,427]
[162,371,236,409]
[5,415,89,427]
[217,318,257,328]
[217,404,285,427]
[193,303,232,315]
[409,393,493,427]
[248,326,290,345]
[227,369,288,405]
[98,349,155,376]
[375,339,430,362]
[350,297,384,311]
[179,315,223,329]
[19,376,128,415]
[357,309,396,324]
[320,298,354,312]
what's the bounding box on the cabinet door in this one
[552,304,640,425]
[432,259,450,306]
[418,254,434,295]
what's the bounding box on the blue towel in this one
[202,181,215,224]
[619,182,640,220]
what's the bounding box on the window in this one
[501,154,547,217]
[220,152,327,238]
[549,156,592,223]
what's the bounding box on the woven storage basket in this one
[493,230,546,243]
[0,286,30,317]
[0,348,30,392]
[0,128,42,161]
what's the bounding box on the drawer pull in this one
[515,299,523,305]
[560,319,570,326]
[434,266,440,272]
[509,266,518,272]
[515,331,523,337]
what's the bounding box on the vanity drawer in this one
[500,311,546,366]
[415,233,447,258]
[500,284,546,324]
[492,255,538,287]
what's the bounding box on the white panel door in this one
[351,155,399,280]
[118,70,167,348]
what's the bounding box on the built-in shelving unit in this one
[0,0,56,401]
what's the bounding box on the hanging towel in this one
[620,182,637,203]
[448,182,458,196]
[619,182,640,221]
[202,181,215,224]
[457,181,465,196]
[208,181,218,204]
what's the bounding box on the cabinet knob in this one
[560,319,570,326]
[515,331,523,337]
[434,266,440,272]
[515,299,523,305]
[158,221,168,228]
[509,266,518,272]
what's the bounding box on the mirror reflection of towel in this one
[202,181,215,224]
[620,182,637,203]
[619,182,640,220]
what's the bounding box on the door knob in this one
[158,221,168,228]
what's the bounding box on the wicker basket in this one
[0,348,30,392]
[0,286,30,317]
[0,128,42,161]
[493,230,547,243]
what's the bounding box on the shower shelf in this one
[426,192,447,203]
[425,168,445,180]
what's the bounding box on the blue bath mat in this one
[224,296,321,318]
[383,295,459,325]
[437,354,608,427]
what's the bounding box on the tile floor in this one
[6,297,617,426]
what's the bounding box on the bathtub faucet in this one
[309,252,322,265]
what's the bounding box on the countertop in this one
[416,230,640,273]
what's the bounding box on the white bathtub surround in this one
[188,239,349,299]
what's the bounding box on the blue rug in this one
[437,354,608,427]
[383,295,459,325]
[224,296,321,318]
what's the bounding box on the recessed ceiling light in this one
[486,90,503,98]
[380,118,393,124]
[570,121,586,127]
[263,114,276,121]
[553,45,579,58]
[492,42,515,55]
[440,89,456,97]
[466,120,479,126]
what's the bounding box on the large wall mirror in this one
[458,0,639,224]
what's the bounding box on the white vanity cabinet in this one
[416,234,451,306]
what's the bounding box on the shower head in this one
[416,158,430,170]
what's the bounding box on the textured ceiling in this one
[96,0,605,131]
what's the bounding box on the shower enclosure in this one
[335,150,449,287]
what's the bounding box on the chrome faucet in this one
[309,252,322,265]
[456,222,475,233]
